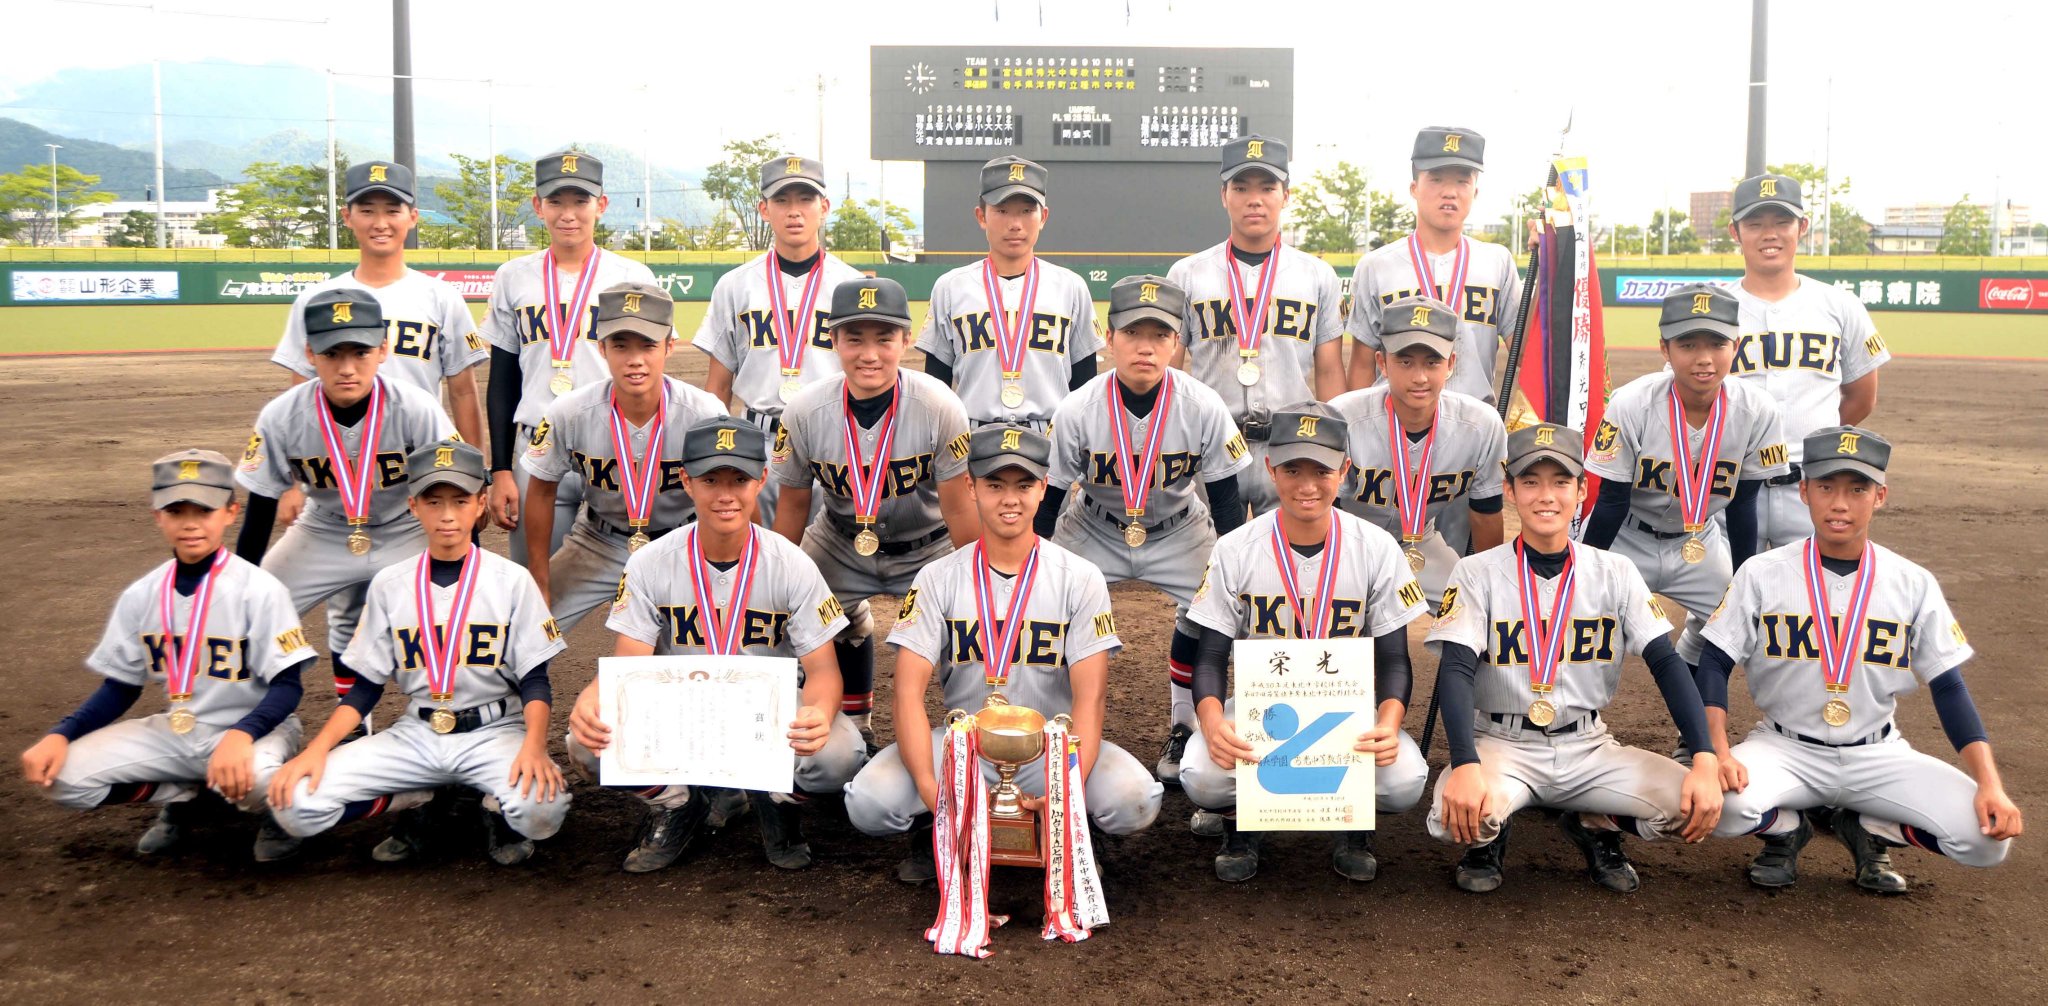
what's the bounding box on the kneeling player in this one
[1180,403,1431,883]
[569,418,866,873]
[269,440,569,865]
[1703,426,2021,892]
[845,424,1164,882]
[22,450,315,861]
[1427,424,1722,893]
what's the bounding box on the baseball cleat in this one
[1331,830,1378,882]
[1453,819,1510,893]
[752,793,812,870]
[1831,812,1909,894]
[1190,808,1227,838]
[1746,813,1813,888]
[482,806,535,867]
[1156,723,1193,784]
[1213,819,1262,883]
[1559,814,1640,893]
[896,814,937,885]
[623,794,709,874]
[704,787,751,830]
[252,814,303,863]
[371,806,431,863]
[135,801,196,856]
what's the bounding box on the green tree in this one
[1937,196,1991,255]
[105,208,158,248]
[826,198,916,251]
[1825,204,1872,255]
[701,135,786,251]
[1648,208,1702,253]
[1497,187,1546,249]
[1364,191,1415,250]
[1707,208,1735,253]
[1289,162,1373,253]
[0,162,116,245]
[198,158,350,248]
[432,153,535,249]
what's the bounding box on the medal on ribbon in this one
[1107,374,1176,548]
[1803,540,1877,729]
[1267,513,1342,639]
[982,258,1041,409]
[1223,243,1281,387]
[412,547,483,735]
[1514,540,1577,727]
[315,377,387,556]
[541,247,604,395]
[159,549,230,735]
[1386,409,1439,574]
[1667,386,1727,564]
[1405,232,1470,316]
[841,379,902,557]
[686,526,761,655]
[608,381,668,552]
[971,540,1042,686]
[765,254,826,404]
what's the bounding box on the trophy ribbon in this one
[925,719,1005,957]
[1040,716,1108,941]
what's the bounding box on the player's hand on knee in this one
[1978,785,2023,840]
[488,473,521,530]
[207,729,256,802]
[278,485,306,526]
[1717,752,1748,793]
[20,735,68,786]
[1353,725,1400,767]
[509,743,564,803]
[1441,762,1489,845]
[787,705,830,757]
[568,683,610,754]
[269,750,325,809]
[1206,719,1254,770]
[1679,758,1724,842]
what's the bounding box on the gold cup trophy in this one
[949,693,1068,869]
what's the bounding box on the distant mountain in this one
[0,118,221,200]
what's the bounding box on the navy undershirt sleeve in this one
[1580,477,1632,549]
[340,676,386,717]
[1068,354,1098,391]
[227,659,309,739]
[1643,635,1713,755]
[1469,494,1504,516]
[1191,625,1233,707]
[50,680,144,741]
[1033,484,1067,538]
[519,659,554,708]
[1205,477,1245,535]
[1374,627,1412,707]
[235,493,279,564]
[1726,478,1762,569]
[1929,666,1990,752]
[924,357,955,389]
[1435,642,1482,767]
[1695,640,1736,710]
[488,346,522,472]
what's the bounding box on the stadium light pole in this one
[1744,0,1768,179]
[44,144,62,246]
[393,0,418,249]
[152,57,167,247]
[327,70,338,249]
[488,81,498,251]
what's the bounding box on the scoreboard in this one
[872,46,1294,163]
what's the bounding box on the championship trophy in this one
[950,693,1067,868]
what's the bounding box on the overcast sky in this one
[7,0,2042,228]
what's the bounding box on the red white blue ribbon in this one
[981,257,1041,378]
[1223,240,1282,357]
[1803,539,1877,694]
[158,549,230,700]
[972,540,1042,686]
[540,246,603,368]
[1108,372,1176,519]
[412,546,482,700]
[764,253,826,376]
[313,377,387,526]
[1268,513,1342,639]
[841,378,902,523]
[687,526,761,656]
[1514,540,1577,694]
[607,382,669,530]
[1666,386,1728,529]
[1406,232,1469,311]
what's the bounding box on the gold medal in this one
[168,706,196,735]
[628,530,650,552]
[1822,698,1852,728]
[430,707,458,734]
[1526,699,1557,727]
[1236,360,1261,386]
[1404,544,1426,573]
[854,527,880,557]
[1681,537,1706,564]
[780,379,803,402]
[347,528,372,556]
[1124,522,1148,548]
[1000,382,1026,409]
[549,363,574,395]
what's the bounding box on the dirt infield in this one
[1,349,2042,1003]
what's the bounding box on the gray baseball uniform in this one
[1705,542,2005,865]
[844,537,1162,836]
[47,554,315,813]
[691,251,864,527]
[773,371,972,609]
[1584,373,1789,661]
[577,524,866,795]
[1180,509,1431,813]
[1346,238,1523,404]
[481,249,658,563]
[1330,386,1507,602]
[916,258,1101,430]
[1729,277,1890,545]
[1167,242,1344,513]
[236,379,456,655]
[274,548,570,841]
[1422,542,1691,845]
[521,376,727,632]
[271,269,484,393]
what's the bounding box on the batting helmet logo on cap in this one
[1410,305,1433,327]
[1692,292,1714,314]
[623,293,643,313]
[331,302,352,324]
[716,428,737,451]
[178,460,201,480]
[561,154,580,174]
[1139,282,1160,303]
[368,165,388,182]
[857,287,878,309]
[785,157,804,175]
[1246,140,1265,160]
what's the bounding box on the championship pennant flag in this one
[1508,156,1610,528]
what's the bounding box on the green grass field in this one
[0,302,2039,359]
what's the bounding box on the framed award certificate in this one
[1231,637,1377,832]
[597,654,800,793]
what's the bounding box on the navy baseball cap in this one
[762,155,827,198]
[1379,295,1460,357]
[303,289,385,353]
[1801,425,1890,485]
[151,448,235,510]
[1504,423,1584,478]
[682,417,768,479]
[981,156,1048,206]
[1107,274,1185,332]
[345,161,414,205]
[1733,173,1804,221]
[1413,126,1484,172]
[595,281,674,343]
[1659,284,1740,342]
[828,277,912,331]
[407,439,488,496]
[535,150,603,199]
[967,424,1051,480]
[1220,135,1288,184]
[1267,402,1348,471]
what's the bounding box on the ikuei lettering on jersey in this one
[741,308,834,352]
[569,450,687,494]
[1632,457,1740,497]
[949,309,1075,356]
[142,633,250,680]
[1730,331,1840,376]
[1752,613,1912,667]
[654,604,791,650]
[1239,594,1370,638]
[515,303,604,347]
[288,451,409,491]
[1189,296,1317,343]
[1374,284,1502,325]
[1487,616,1619,666]
[809,453,936,499]
[942,618,1067,667]
[1350,467,1475,509]
[1086,449,1203,489]
[394,622,507,671]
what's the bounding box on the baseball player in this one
[1581,285,1789,668]
[1426,423,1722,894]
[692,154,864,528]
[235,288,457,708]
[917,156,1101,431]
[773,278,978,739]
[522,281,725,633]
[268,440,567,865]
[845,424,1164,882]
[1039,274,1252,787]
[1180,402,1431,883]
[20,450,315,862]
[568,417,866,873]
[1702,426,2021,892]
[1168,135,1346,515]
[1346,127,1523,406]
[482,150,658,565]
[1724,174,1890,547]
[1328,294,1508,604]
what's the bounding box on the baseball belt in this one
[1631,519,1692,540]
[415,697,517,734]
[1770,719,1893,748]
[1238,416,1274,443]
[1081,495,1196,537]
[825,510,949,555]
[1485,708,1600,736]
[585,508,680,544]
[1763,463,1803,488]
[742,408,785,434]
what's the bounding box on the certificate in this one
[1231,637,1376,832]
[597,654,799,793]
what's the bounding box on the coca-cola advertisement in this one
[1979,278,2048,311]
